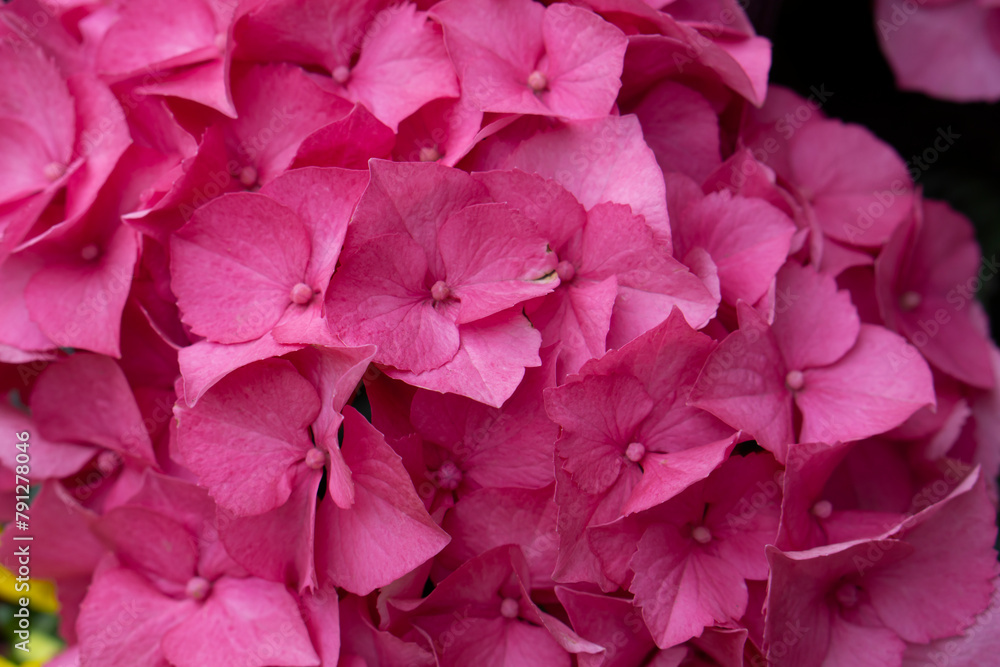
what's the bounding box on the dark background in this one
[746,0,1000,342]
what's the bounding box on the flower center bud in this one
[214,33,227,51]
[899,291,922,311]
[96,450,121,474]
[305,448,326,470]
[625,441,645,463]
[785,370,805,391]
[332,65,350,84]
[556,260,576,282]
[80,244,100,262]
[43,162,65,181]
[290,282,314,305]
[835,582,860,608]
[431,280,450,302]
[527,70,547,92]
[691,525,712,544]
[437,460,462,491]
[238,165,258,188]
[500,597,519,619]
[811,499,833,519]
[186,576,211,600]
[419,146,442,162]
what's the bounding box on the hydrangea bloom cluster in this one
[0,0,998,665]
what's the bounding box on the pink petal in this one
[317,408,450,595]
[797,325,935,444]
[539,3,627,119]
[771,263,860,372]
[291,104,395,169]
[547,373,654,494]
[689,302,794,459]
[25,223,139,357]
[258,166,368,293]
[346,4,459,131]
[174,359,319,516]
[171,193,311,344]
[219,468,320,592]
[30,353,156,465]
[161,576,320,667]
[788,119,913,247]
[875,0,1000,102]
[95,0,218,76]
[633,80,721,182]
[326,234,460,373]
[630,524,748,648]
[674,191,796,306]
[479,115,671,244]
[78,564,195,667]
[177,333,304,406]
[440,203,558,324]
[385,309,542,407]
[868,470,1000,643]
[623,436,737,516]
[876,200,995,389]
[94,506,199,587]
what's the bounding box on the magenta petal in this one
[868,471,999,644]
[385,309,542,407]
[339,594,434,666]
[177,333,304,407]
[175,359,320,516]
[161,576,320,667]
[539,3,627,119]
[633,80,721,182]
[0,41,75,174]
[788,119,913,247]
[94,507,199,587]
[135,59,236,118]
[31,353,156,465]
[441,486,559,588]
[674,191,796,306]
[579,202,717,347]
[220,468,320,592]
[821,617,906,667]
[430,0,545,115]
[534,277,619,378]
[171,193,311,344]
[623,436,736,516]
[0,119,54,204]
[547,373,654,494]
[25,223,139,357]
[78,564,196,667]
[411,359,558,490]
[317,408,450,595]
[555,587,656,667]
[771,263,860,372]
[689,302,794,459]
[291,105,395,170]
[225,63,353,182]
[797,325,935,444]
[875,0,1000,102]
[258,167,368,294]
[0,252,53,353]
[494,115,671,244]
[630,524,748,648]
[95,0,217,76]
[876,200,995,389]
[328,234,460,373]
[442,204,558,324]
[346,4,459,132]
